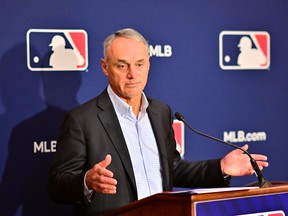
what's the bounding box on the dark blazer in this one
[48,89,227,216]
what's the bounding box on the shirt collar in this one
[107,85,149,117]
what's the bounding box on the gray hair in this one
[103,28,149,59]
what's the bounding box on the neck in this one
[124,96,142,118]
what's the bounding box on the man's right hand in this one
[86,154,117,194]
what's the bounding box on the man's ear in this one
[101,58,109,76]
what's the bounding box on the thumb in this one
[98,154,112,169]
[241,144,249,152]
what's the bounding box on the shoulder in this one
[147,97,174,126]
[147,97,171,113]
[65,89,112,123]
[70,89,110,114]
[69,97,98,117]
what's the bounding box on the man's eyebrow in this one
[115,59,128,63]
[115,59,145,63]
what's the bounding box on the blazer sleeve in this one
[47,112,87,204]
[173,157,228,188]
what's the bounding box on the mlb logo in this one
[26,29,88,71]
[219,31,270,70]
[236,210,285,216]
[173,120,185,158]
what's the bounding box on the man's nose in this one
[127,66,137,78]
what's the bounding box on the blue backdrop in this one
[1,1,288,215]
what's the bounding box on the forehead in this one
[107,37,149,60]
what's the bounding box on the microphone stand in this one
[175,112,272,188]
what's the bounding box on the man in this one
[48,28,268,215]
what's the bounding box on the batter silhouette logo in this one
[26,29,88,71]
[173,120,185,158]
[219,31,270,70]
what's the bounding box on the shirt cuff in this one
[84,172,93,202]
[223,174,231,186]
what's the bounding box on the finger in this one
[98,154,112,169]
[102,189,117,194]
[251,154,268,161]
[97,168,114,179]
[87,172,117,192]
[97,174,117,186]
[93,181,117,194]
[93,175,117,194]
[256,161,269,168]
[96,176,118,187]
[88,169,117,193]
[97,185,117,194]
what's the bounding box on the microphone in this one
[174,112,272,188]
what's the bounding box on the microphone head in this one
[175,112,184,121]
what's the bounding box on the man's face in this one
[101,37,150,102]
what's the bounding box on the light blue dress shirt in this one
[108,85,163,200]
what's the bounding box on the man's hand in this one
[86,154,117,194]
[220,144,269,176]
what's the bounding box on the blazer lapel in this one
[96,90,137,192]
